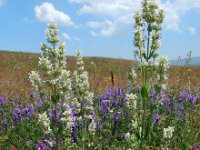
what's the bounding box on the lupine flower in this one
[114,87,126,101]
[3,118,7,130]
[12,108,21,125]
[21,107,28,116]
[61,107,76,129]
[27,104,35,118]
[29,93,34,99]
[99,123,103,130]
[122,133,126,140]
[135,85,141,92]
[153,113,160,123]
[50,109,56,123]
[36,141,46,150]
[0,96,6,105]
[101,88,113,100]
[35,97,42,108]
[167,147,173,150]
[114,111,121,122]
[180,91,198,105]
[164,97,172,113]
[71,126,78,143]
[192,144,199,150]
[49,147,56,150]
[100,100,110,113]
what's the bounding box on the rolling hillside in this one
[1,50,200,98]
[170,56,200,66]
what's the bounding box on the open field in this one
[0,50,200,98]
[1,0,200,148]
[0,50,134,97]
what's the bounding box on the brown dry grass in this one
[0,50,200,98]
[0,50,134,97]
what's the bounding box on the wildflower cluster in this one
[38,112,52,134]
[29,24,71,100]
[134,0,168,91]
[1,0,200,149]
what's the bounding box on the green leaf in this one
[51,94,60,104]
[141,86,149,100]
[144,114,152,140]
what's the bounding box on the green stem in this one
[55,103,59,150]
[146,26,151,61]
[139,96,147,150]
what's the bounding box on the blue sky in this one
[0,0,200,60]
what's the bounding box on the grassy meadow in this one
[0,50,134,98]
[1,50,200,98]
[1,0,200,149]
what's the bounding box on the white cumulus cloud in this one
[188,26,196,35]
[62,32,71,40]
[74,37,80,41]
[69,0,200,36]
[70,0,140,37]
[0,0,6,6]
[35,2,74,26]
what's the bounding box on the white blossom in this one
[38,112,52,134]
[38,56,52,70]
[29,71,41,91]
[88,120,97,134]
[163,126,174,139]
[126,93,137,109]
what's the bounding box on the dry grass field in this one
[0,50,200,98]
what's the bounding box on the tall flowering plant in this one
[29,24,72,149]
[61,50,96,148]
[127,0,169,149]
[134,0,168,92]
[29,24,71,101]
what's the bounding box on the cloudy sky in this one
[0,0,200,59]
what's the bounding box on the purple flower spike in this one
[35,97,42,108]
[0,96,6,105]
[22,108,28,116]
[13,108,21,118]
[153,113,160,123]
[12,108,21,125]
[192,144,199,150]
[122,133,126,140]
[49,147,56,150]
[190,96,198,105]
[71,126,78,143]
[114,111,121,122]
[29,93,34,99]
[28,104,35,118]
[3,118,7,129]
[99,123,103,130]
[36,141,46,150]
[50,109,57,123]
[101,100,110,113]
